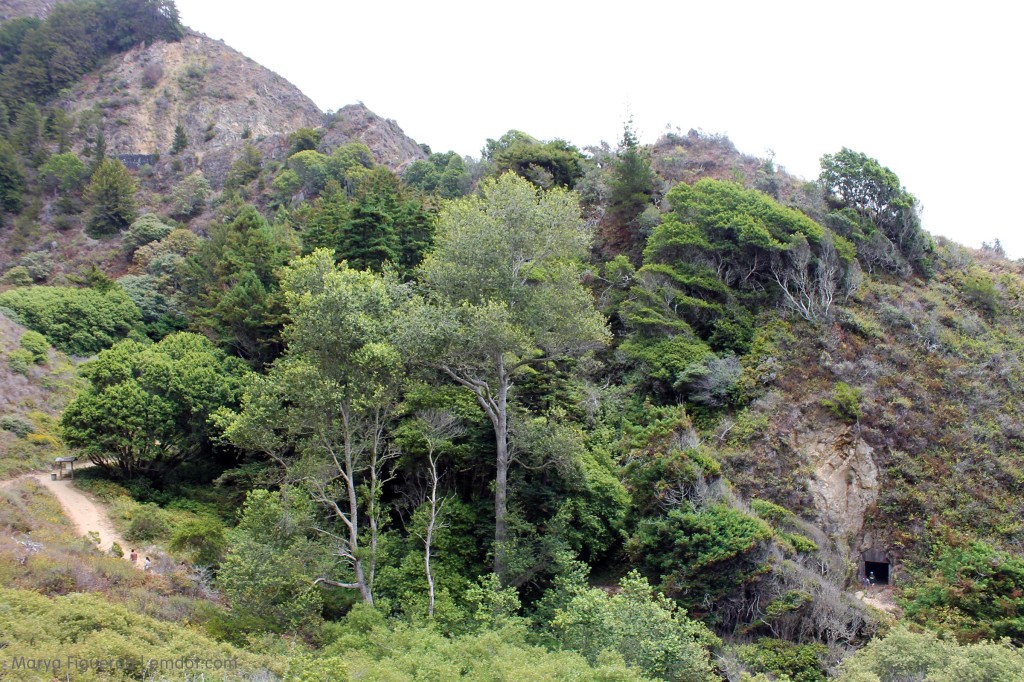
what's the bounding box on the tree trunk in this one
[493,374,510,583]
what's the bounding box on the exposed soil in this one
[0,468,141,569]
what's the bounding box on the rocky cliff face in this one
[799,425,880,541]
[53,34,426,186]
[57,33,325,162]
[0,0,61,21]
[321,103,427,171]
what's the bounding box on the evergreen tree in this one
[12,102,44,166]
[170,122,187,154]
[0,138,25,214]
[89,129,107,172]
[85,157,137,237]
[604,119,657,261]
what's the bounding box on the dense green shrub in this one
[550,571,718,680]
[837,626,1024,681]
[0,265,32,286]
[122,213,172,256]
[0,414,34,438]
[168,516,227,566]
[738,638,828,682]
[5,347,34,373]
[126,504,169,542]
[217,489,325,634]
[628,503,774,614]
[18,328,48,362]
[0,285,141,355]
[822,381,863,422]
[901,540,1024,644]
[17,250,53,282]
[0,588,268,680]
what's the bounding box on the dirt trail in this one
[1,469,140,569]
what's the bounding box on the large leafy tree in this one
[484,131,585,189]
[408,172,609,583]
[819,147,932,276]
[225,250,407,605]
[61,332,250,478]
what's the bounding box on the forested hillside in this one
[2,1,1023,680]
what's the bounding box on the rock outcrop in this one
[320,103,427,171]
[798,425,880,540]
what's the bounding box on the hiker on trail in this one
[144,556,151,571]
[867,571,876,586]
[129,549,137,564]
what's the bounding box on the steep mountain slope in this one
[56,33,324,162]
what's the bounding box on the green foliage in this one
[39,152,88,196]
[0,285,141,355]
[217,489,325,634]
[224,251,407,603]
[403,150,472,198]
[17,250,53,282]
[410,172,610,581]
[187,204,295,366]
[168,516,227,566]
[125,503,169,541]
[837,626,1024,682]
[169,170,210,219]
[737,638,828,682]
[551,570,718,680]
[122,213,172,256]
[85,157,137,237]
[618,177,842,388]
[288,126,322,155]
[958,269,1000,318]
[628,503,773,613]
[0,588,268,681]
[12,102,44,165]
[0,0,183,110]
[1,265,32,286]
[820,147,932,276]
[485,130,585,188]
[901,540,1024,644]
[18,329,49,363]
[0,137,24,214]
[749,499,793,525]
[170,121,187,154]
[604,119,658,259]
[314,611,648,680]
[0,414,34,438]
[224,142,262,192]
[465,573,525,630]
[303,169,433,273]
[60,332,250,478]
[822,381,863,422]
[5,347,34,373]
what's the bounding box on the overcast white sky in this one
[175,0,1023,258]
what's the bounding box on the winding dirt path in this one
[1,470,140,568]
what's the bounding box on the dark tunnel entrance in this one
[864,560,890,586]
